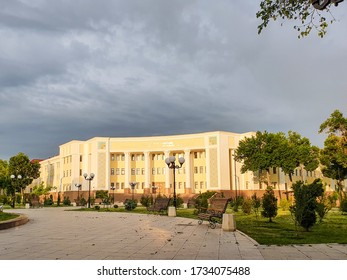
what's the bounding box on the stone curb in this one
[0,214,29,230]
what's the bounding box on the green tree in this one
[261,187,278,222]
[319,110,347,199]
[7,153,40,208]
[234,131,286,187]
[257,0,344,38]
[280,131,320,198]
[290,179,324,231]
[234,131,319,193]
[0,160,9,192]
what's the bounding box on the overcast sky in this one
[1,0,346,160]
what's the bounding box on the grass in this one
[0,212,20,222]
[233,209,347,245]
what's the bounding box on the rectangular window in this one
[141,154,145,161]
[131,155,135,161]
[141,168,145,175]
[273,167,277,174]
[136,168,140,175]
[194,167,198,174]
[121,155,125,161]
[194,152,198,159]
[121,182,124,189]
[80,169,82,176]
[194,182,198,189]
[111,168,114,175]
[116,168,120,175]
[80,155,83,162]
[131,168,135,175]
[152,154,156,161]
[178,182,182,189]
[200,182,204,189]
[199,166,204,173]
[111,154,115,161]
[116,182,120,189]
[121,168,125,175]
[152,168,156,175]
[116,154,120,161]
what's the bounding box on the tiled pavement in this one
[1,207,346,260]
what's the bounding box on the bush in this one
[63,196,71,206]
[261,187,278,222]
[124,199,137,211]
[251,193,261,218]
[195,191,217,210]
[0,195,10,205]
[94,205,100,210]
[113,204,118,209]
[44,197,53,206]
[279,198,291,211]
[316,193,338,222]
[140,195,153,207]
[242,198,252,214]
[340,198,347,214]
[230,196,244,212]
[291,179,324,231]
[169,195,184,208]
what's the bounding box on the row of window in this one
[110,152,206,162]
[110,166,207,176]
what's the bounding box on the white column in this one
[124,152,131,190]
[144,152,151,190]
[184,149,192,189]
[165,151,171,190]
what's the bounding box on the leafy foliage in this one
[261,187,278,222]
[124,199,137,211]
[257,0,341,38]
[235,130,319,189]
[251,193,262,218]
[319,110,347,198]
[290,179,324,231]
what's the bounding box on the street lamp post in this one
[129,182,137,201]
[10,174,22,208]
[165,156,185,208]
[75,183,81,204]
[110,186,115,204]
[83,173,95,208]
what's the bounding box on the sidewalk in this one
[0,207,346,260]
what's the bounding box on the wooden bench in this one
[147,197,171,214]
[197,197,230,228]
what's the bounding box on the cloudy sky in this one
[1,0,346,160]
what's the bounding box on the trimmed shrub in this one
[290,179,324,231]
[242,198,252,214]
[251,193,261,218]
[279,198,291,211]
[124,199,137,211]
[261,187,278,222]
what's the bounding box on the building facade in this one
[31,131,341,202]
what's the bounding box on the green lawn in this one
[0,212,19,222]
[233,209,347,245]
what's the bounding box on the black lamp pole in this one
[83,173,95,208]
[165,156,185,208]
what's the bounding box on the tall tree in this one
[281,131,320,183]
[7,153,40,207]
[257,0,344,38]
[319,110,347,198]
[235,130,319,195]
[234,131,286,187]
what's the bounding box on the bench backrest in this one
[154,197,170,208]
[208,198,230,213]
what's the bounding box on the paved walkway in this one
[1,207,346,260]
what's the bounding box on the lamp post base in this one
[168,206,176,217]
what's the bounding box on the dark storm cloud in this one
[1,0,347,159]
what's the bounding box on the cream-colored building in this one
[32,131,341,202]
